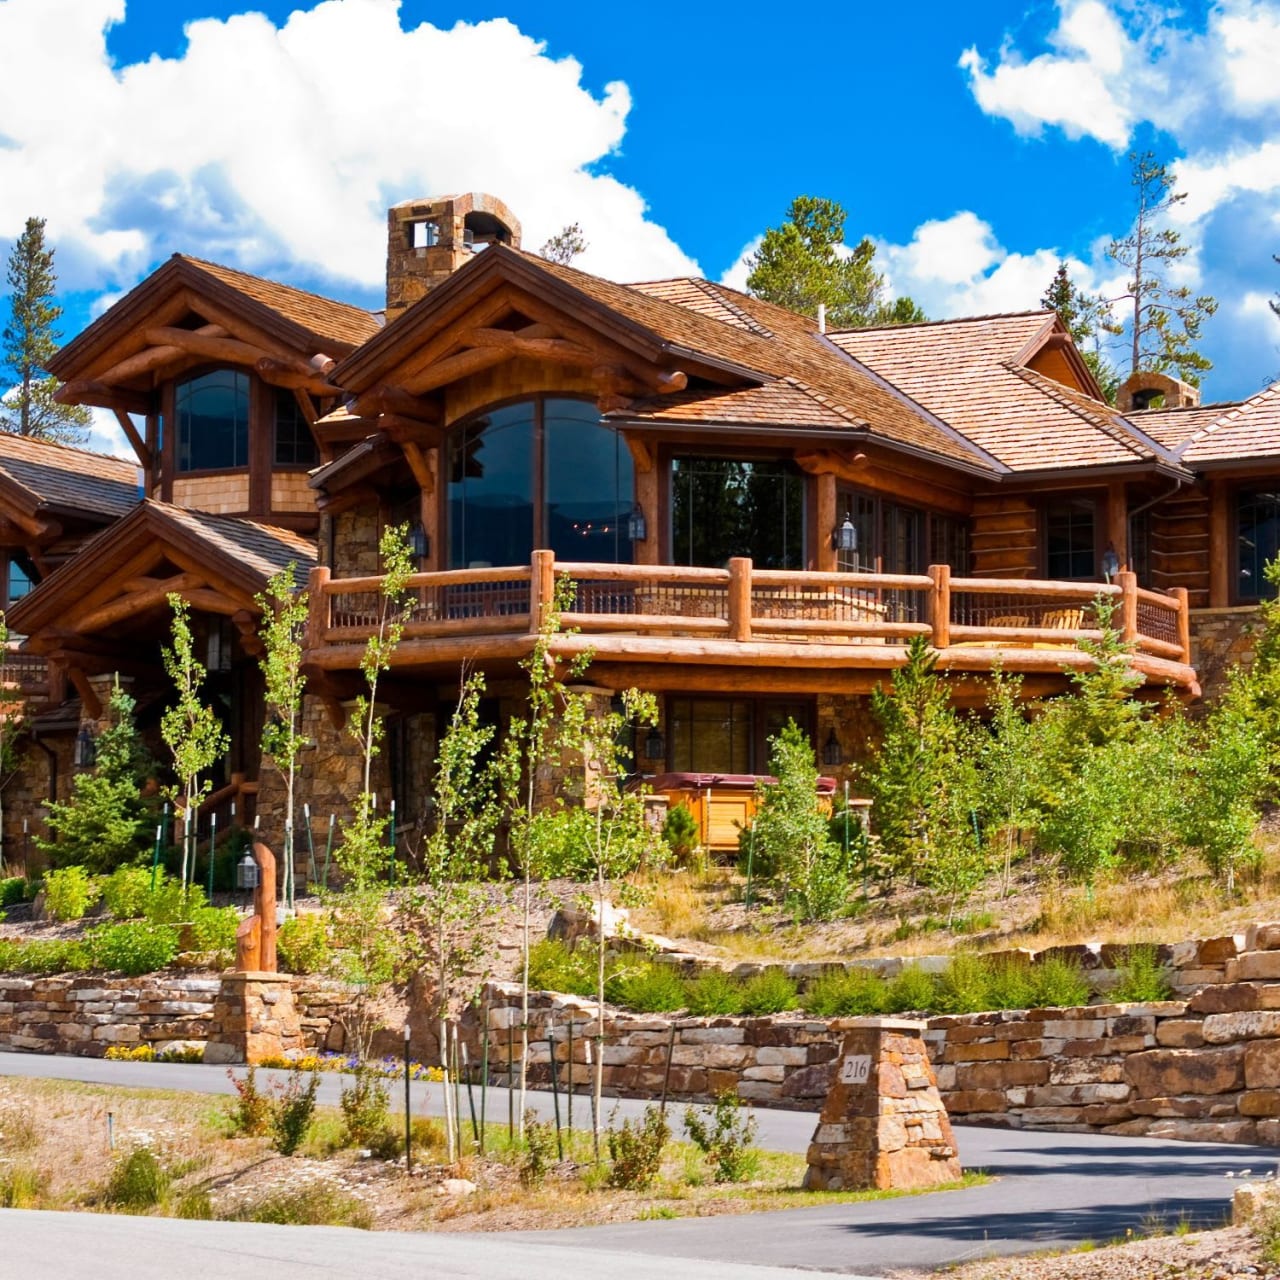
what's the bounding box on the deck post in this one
[728,557,752,642]
[1172,586,1191,663]
[303,565,330,651]
[927,564,951,648]
[1118,570,1138,644]
[530,550,556,632]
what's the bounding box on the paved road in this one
[3,1051,1275,1276]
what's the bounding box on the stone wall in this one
[1190,606,1262,704]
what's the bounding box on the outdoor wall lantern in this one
[644,726,665,760]
[821,727,843,767]
[73,725,96,768]
[627,504,648,543]
[1101,543,1121,583]
[408,522,429,560]
[236,852,260,892]
[833,516,858,554]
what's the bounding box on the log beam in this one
[114,409,152,468]
[254,357,341,397]
[67,667,102,720]
[55,380,151,416]
[350,384,443,423]
[403,345,512,395]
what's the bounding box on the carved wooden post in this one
[530,549,555,632]
[252,841,277,974]
[1172,586,1191,664]
[303,565,331,653]
[1118,570,1138,645]
[728,557,752,643]
[927,564,951,649]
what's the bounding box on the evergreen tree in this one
[746,196,925,328]
[1107,152,1218,385]
[539,223,587,265]
[1041,261,1121,402]
[1,218,90,442]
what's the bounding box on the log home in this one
[2,191,1277,856]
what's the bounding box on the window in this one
[1045,497,1097,580]
[4,555,32,611]
[273,390,317,467]
[930,513,970,574]
[1236,489,1280,601]
[175,369,249,472]
[671,458,804,569]
[447,397,633,569]
[836,488,966,575]
[667,697,813,774]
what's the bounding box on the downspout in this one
[1126,477,1185,579]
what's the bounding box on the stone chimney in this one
[1117,370,1202,413]
[385,193,521,322]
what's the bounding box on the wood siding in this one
[970,494,1038,577]
[172,473,250,514]
[1151,488,1210,608]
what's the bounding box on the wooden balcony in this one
[301,552,1198,699]
[1,643,51,710]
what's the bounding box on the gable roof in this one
[828,314,1183,474]
[7,499,316,636]
[0,434,137,521]
[1128,402,1237,450]
[1177,382,1280,464]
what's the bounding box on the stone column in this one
[203,972,303,1064]
[804,1017,961,1191]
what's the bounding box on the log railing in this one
[304,555,1192,665]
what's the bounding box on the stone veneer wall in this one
[1190,606,1263,704]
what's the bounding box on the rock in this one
[1156,1019,1206,1048]
[1203,1011,1280,1044]
[436,1178,478,1196]
[1247,923,1280,952]
[1189,984,1260,1015]
[1124,1046,1245,1097]
[1233,1179,1280,1224]
[546,901,630,946]
[1198,935,1245,964]
[1228,952,1280,982]
[1245,1039,1280,1089]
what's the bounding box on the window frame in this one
[663,695,816,775]
[1233,484,1280,605]
[1041,495,1100,582]
[272,387,319,469]
[834,485,969,575]
[172,366,252,476]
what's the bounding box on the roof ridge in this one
[1178,381,1280,455]
[780,375,868,427]
[830,309,1054,335]
[690,279,774,339]
[0,432,135,469]
[176,254,379,322]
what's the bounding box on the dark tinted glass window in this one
[274,390,317,466]
[1045,498,1096,579]
[448,402,535,569]
[175,370,249,472]
[544,399,633,562]
[1237,489,1280,601]
[671,458,804,569]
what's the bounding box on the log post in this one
[1172,586,1191,664]
[1118,570,1138,644]
[927,564,951,649]
[530,550,556,632]
[303,565,331,652]
[252,841,278,974]
[728,557,752,643]
[1209,480,1230,608]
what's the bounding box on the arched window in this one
[447,397,634,568]
[175,369,250,472]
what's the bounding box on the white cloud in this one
[718,236,762,293]
[0,0,699,303]
[85,406,132,457]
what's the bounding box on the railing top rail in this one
[555,561,730,583]
[751,569,932,589]
[949,577,1122,599]
[324,565,532,594]
[1136,587,1180,609]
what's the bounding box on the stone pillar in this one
[203,972,303,1064]
[804,1017,961,1191]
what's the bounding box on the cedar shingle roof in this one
[1178,383,1280,463]
[517,254,997,471]
[1129,403,1236,449]
[157,503,318,577]
[828,314,1179,473]
[177,257,382,350]
[0,434,137,519]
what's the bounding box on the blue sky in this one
[2,0,1278,452]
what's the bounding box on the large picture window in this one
[175,369,249,473]
[1237,488,1280,601]
[667,696,813,774]
[671,458,804,569]
[1044,497,1097,580]
[447,397,633,569]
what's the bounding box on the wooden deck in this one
[301,551,1197,697]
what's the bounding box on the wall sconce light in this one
[821,728,843,767]
[1101,543,1121,583]
[408,522,429,560]
[644,726,665,760]
[73,725,96,768]
[627,505,648,543]
[237,852,260,892]
[833,516,858,554]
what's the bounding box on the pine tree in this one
[746,196,925,328]
[1107,152,1218,385]
[1,218,90,442]
[1041,262,1121,402]
[539,223,587,265]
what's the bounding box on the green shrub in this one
[1111,944,1174,1003]
[42,866,98,922]
[0,937,89,975]
[277,913,332,974]
[684,969,744,1017]
[737,969,798,1016]
[86,922,179,975]
[339,1065,391,1149]
[661,803,702,868]
[984,958,1036,1010]
[934,953,994,1015]
[607,1104,670,1190]
[227,1184,372,1228]
[0,877,29,908]
[174,1189,214,1219]
[804,966,887,1017]
[228,1065,271,1137]
[527,938,597,997]
[143,878,206,925]
[0,1164,48,1208]
[606,960,686,1012]
[683,1092,759,1183]
[101,866,153,919]
[270,1069,320,1156]
[187,905,238,955]
[103,1146,169,1211]
[884,965,938,1013]
[519,1111,557,1188]
[1028,955,1091,1009]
